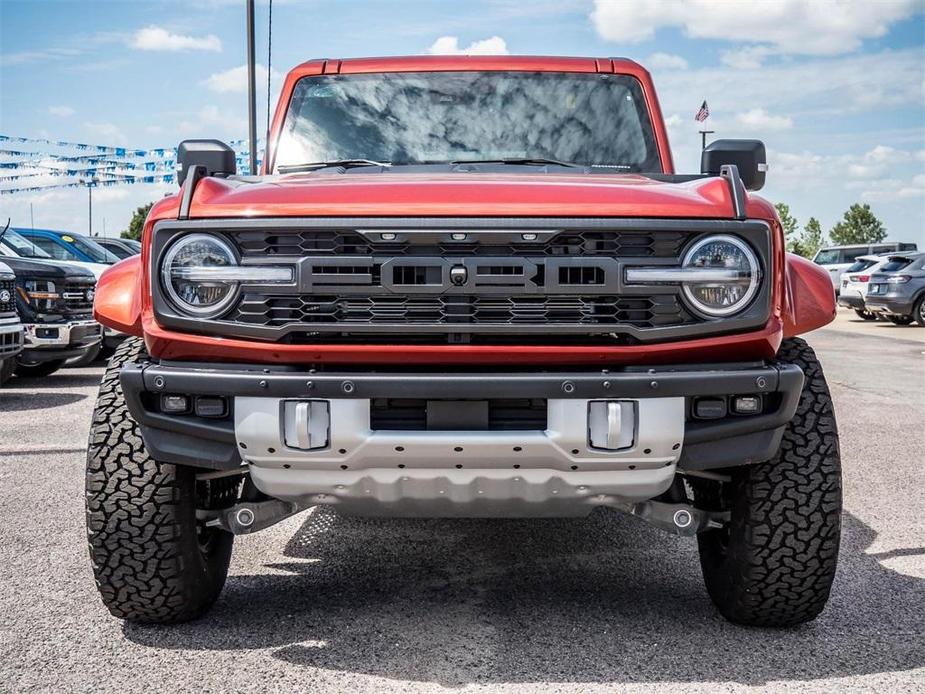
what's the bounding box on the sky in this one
[1,0,923,246]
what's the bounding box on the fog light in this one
[694,398,726,419]
[194,396,227,418]
[732,395,762,415]
[161,394,190,414]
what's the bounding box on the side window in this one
[30,237,72,260]
[842,249,867,262]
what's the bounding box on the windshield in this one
[98,240,133,259]
[68,235,120,263]
[275,72,662,171]
[1,230,53,258]
[813,249,841,265]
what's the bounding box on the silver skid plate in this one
[234,396,685,517]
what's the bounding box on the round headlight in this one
[681,235,759,317]
[161,233,238,317]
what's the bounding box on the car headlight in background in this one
[624,234,760,317]
[161,233,293,318]
[680,235,759,316]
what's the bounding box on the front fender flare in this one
[782,252,836,337]
[94,255,144,336]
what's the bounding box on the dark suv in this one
[2,255,101,377]
[866,252,925,326]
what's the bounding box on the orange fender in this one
[94,255,144,336]
[782,253,836,338]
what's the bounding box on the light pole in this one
[81,176,98,236]
[246,0,258,175]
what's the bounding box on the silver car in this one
[865,252,925,326]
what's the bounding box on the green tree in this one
[121,202,155,241]
[829,203,886,245]
[799,217,826,258]
[774,202,801,253]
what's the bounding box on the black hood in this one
[0,256,95,280]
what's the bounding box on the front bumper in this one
[120,361,803,516]
[21,319,102,362]
[0,317,24,359]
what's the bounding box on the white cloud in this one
[720,46,773,70]
[770,146,923,200]
[428,36,508,55]
[204,63,279,93]
[646,52,688,70]
[178,105,247,137]
[591,0,920,56]
[83,122,127,145]
[48,105,75,117]
[0,47,81,67]
[91,188,130,202]
[854,174,925,202]
[735,108,794,131]
[650,48,924,150]
[129,26,222,52]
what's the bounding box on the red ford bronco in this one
[88,56,840,627]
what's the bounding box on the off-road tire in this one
[14,358,65,378]
[854,308,877,321]
[85,337,236,623]
[887,314,914,325]
[913,295,925,327]
[696,337,841,627]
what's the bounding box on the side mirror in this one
[701,139,767,191]
[176,139,236,185]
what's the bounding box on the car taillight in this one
[887,275,911,283]
[858,275,870,282]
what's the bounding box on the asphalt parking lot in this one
[1,309,923,693]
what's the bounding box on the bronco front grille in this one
[151,218,773,345]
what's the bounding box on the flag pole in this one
[699,130,714,150]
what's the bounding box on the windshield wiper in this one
[277,159,391,173]
[449,157,580,168]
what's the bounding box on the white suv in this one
[813,242,917,295]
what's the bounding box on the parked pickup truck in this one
[1,253,100,378]
[88,56,840,628]
[0,260,24,384]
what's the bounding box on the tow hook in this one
[198,499,305,535]
[612,500,729,536]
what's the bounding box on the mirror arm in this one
[719,164,747,221]
[178,165,206,221]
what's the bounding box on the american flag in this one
[694,100,710,122]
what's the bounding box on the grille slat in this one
[229,294,691,328]
[239,230,686,258]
